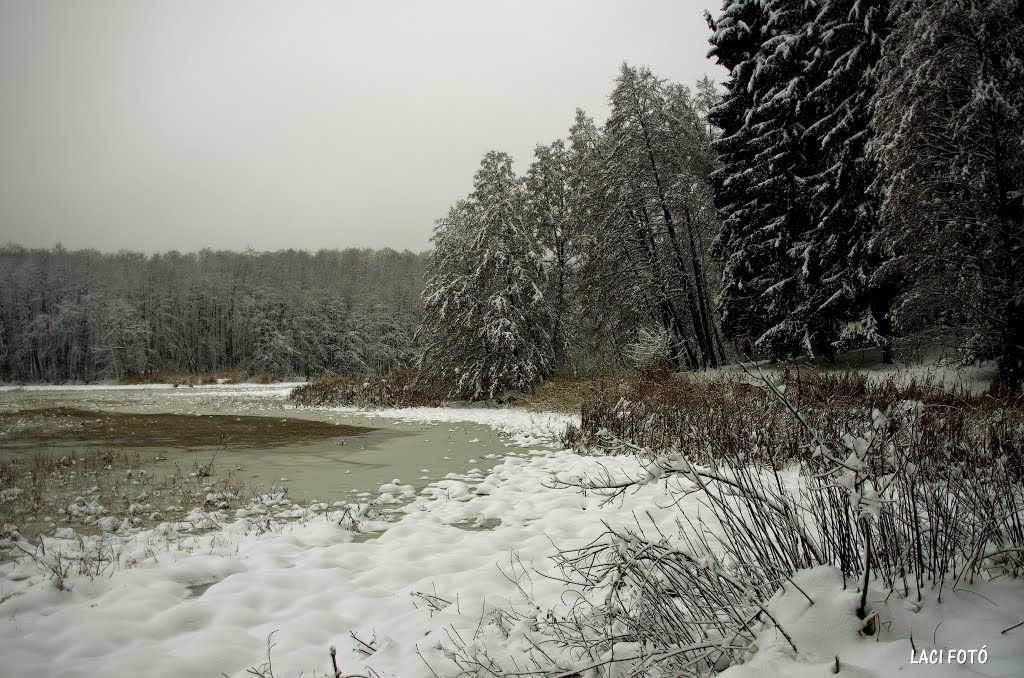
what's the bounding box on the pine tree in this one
[796,0,891,360]
[419,152,553,399]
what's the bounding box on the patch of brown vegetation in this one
[562,367,1024,470]
[516,371,636,413]
[0,407,371,449]
[290,370,443,408]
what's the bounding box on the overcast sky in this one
[0,1,726,254]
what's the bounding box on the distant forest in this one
[0,245,426,382]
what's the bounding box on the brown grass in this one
[515,370,636,413]
[289,370,443,408]
[562,367,1024,470]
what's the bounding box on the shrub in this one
[289,370,443,408]
[563,368,1022,469]
[252,370,276,384]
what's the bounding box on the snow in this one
[334,404,578,442]
[0,387,1020,677]
[0,422,616,677]
[725,565,1024,678]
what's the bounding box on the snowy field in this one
[1,384,1022,678]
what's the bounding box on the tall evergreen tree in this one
[420,152,553,398]
[797,0,891,360]
[708,0,797,358]
[709,0,889,360]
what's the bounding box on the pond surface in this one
[0,384,520,512]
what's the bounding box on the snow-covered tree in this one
[869,0,1024,391]
[525,140,578,371]
[590,64,722,368]
[564,108,643,369]
[0,245,427,382]
[708,0,796,358]
[798,0,891,360]
[419,152,553,399]
[708,0,890,361]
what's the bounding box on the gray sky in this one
[0,1,726,254]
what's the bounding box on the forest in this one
[420,0,1023,398]
[0,245,426,382]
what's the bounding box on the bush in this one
[252,370,276,384]
[563,367,1022,469]
[289,370,443,408]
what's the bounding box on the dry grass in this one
[289,370,443,408]
[515,371,636,413]
[563,367,1023,469]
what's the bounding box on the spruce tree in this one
[795,0,891,360]
[709,0,812,359]
[709,0,892,361]
[419,152,553,399]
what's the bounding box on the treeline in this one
[419,0,1023,398]
[419,66,725,399]
[0,245,427,383]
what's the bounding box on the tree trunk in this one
[997,300,1023,395]
[636,124,714,366]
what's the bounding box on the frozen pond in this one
[0,383,523,506]
[197,409,515,503]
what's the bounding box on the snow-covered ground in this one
[1,387,1021,677]
[713,349,1000,393]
